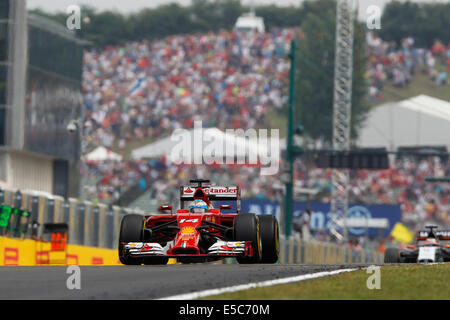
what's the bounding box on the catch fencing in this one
[0,187,384,263]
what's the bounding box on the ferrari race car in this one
[384,225,450,263]
[118,179,279,265]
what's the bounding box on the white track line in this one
[158,268,357,300]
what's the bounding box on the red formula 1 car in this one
[118,179,279,265]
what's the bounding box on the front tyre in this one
[234,214,261,264]
[259,215,279,263]
[119,214,144,265]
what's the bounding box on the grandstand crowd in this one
[366,31,450,102]
[81,28,450,236]
[82,28,293,152]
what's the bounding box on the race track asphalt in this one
[0,263,369,300]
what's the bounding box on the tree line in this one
[378,0,450,48]
[30,0,450,48]
[29,0,449,145]
[30,0,305,47]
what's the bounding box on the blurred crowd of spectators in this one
[366,32,450,102]
[83,156,282,204]
[295,156,450,233]
[82,29,293,151]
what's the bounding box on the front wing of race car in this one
[121,240,254,260]
[400,246,450,263]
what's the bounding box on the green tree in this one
[294,0,369,146]
[132,3,192,41]
[379,1,450,47]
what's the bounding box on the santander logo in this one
[183,186,237,195]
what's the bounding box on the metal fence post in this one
[0,189,5,236]
[63,200,70,225]
[288,236,294,264]
[278,235,285,264]
[76,201,85,245]
[111,205,122,249]
[83,201,93,246]
[47,197,55,224]
[92,205,100,247]
[12,191,22,238]
[53,196,64,223]
[97,204,107,248]
[284,237,290,264]
[106,206,115,249]
[30,195,39,239]
[67,198,78,244]
[4,189,12,206]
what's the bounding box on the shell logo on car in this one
[181,227,195,235]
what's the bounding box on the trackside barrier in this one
[0,236,120,266]
[224,235,383,265]
[277,236,384,264]
[0,187,148,251]
[0,187,385,265]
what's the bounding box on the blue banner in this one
[237,199,402,237]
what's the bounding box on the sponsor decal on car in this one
[181,227,195,235]
[141,244,154,251]
[209,186,237,194]
[180,219,199,223]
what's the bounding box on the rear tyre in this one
[119,214,144,265]
[234,214,261,264]
[384,247,400,263]
[259,215,279,263]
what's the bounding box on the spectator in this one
[80,29,450,239]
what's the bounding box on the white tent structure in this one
[357,95,450,151]
[131,127,279,163]
[84,146,123,162]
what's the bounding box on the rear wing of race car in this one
[417,229,450,241]
[179,179,241,213]
[436,230,450,242]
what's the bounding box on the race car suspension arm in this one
[197,227,226,240]
[147,219,179,232]
[196,221,233,240]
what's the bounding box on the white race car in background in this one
[384,225,450,263]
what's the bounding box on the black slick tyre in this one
[119,214,144,265]
[234,214,261,264]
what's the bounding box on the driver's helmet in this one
[425,238,438,246]
[189,199,208,213]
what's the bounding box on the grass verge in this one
[201,264,450,300]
